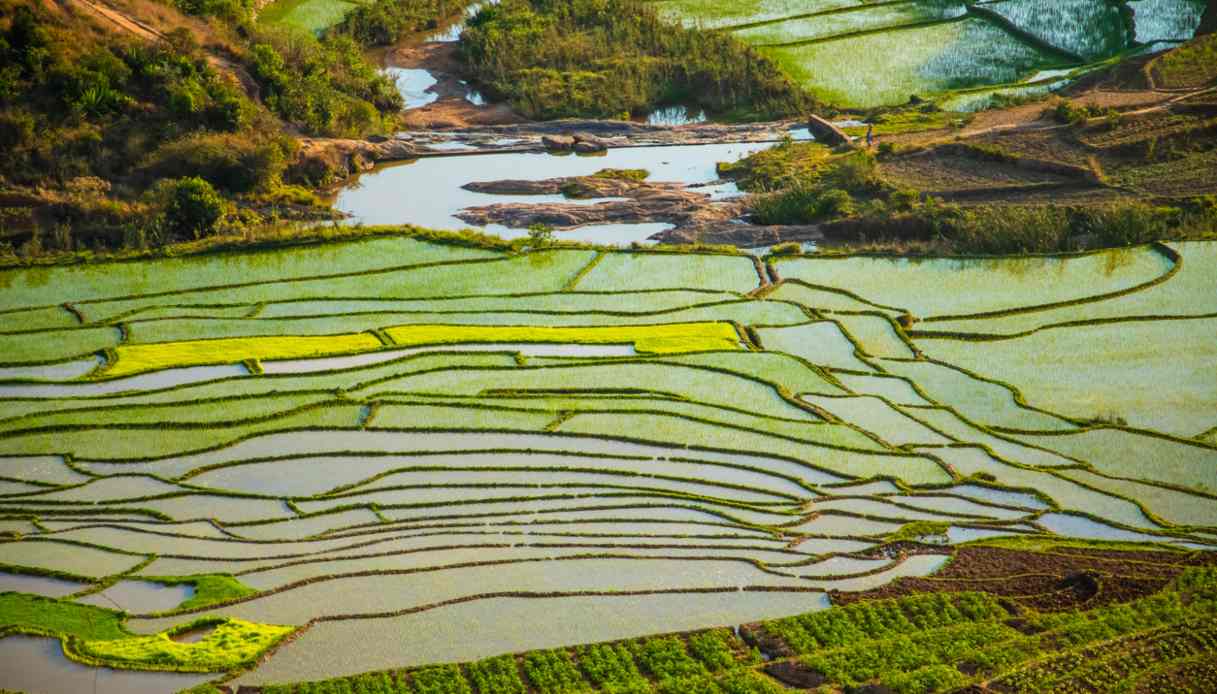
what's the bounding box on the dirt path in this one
[63,0,165,40]
[886,80,1214,149]
[58,0,261,99]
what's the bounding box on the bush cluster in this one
[332,0,457,46]
[0,3,252,187]
[459,0,814,120]
[247,29,401,137]
[748,151,884,225]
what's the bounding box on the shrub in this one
[143,132,291,193]
[332,0,456,46]
[592,168,649,182]
[161,177,226,239]
[816,189,854,217]
[768,241,802,256]
[1069,202,1177,247]
[822,151,880,192]
[247,29,401,136]
[526,223,555,246]
[749,184,821,225]
[173,0,252,21]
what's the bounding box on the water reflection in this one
[334,142,770,242]
[383,67,439,109]
[76,580,194,613]
[0,636,211,694]
[426,0,500,41]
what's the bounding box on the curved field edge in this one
[235,544,1217,694]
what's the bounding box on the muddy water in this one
[384,67,439,109]
[0,345,637,399]
[426,0,499,41]
[333,142,772,241]
[76,580,193,613]
[234,590,829,684]
[0,572,86,598]
[0,364,248,398]
[0,356,102,382]
[0,636,211,694]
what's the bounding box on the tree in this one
[163,176,225,238]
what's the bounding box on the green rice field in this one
[1,235,1215,692]
[654,0,1209,106]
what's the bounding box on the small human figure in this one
[866,123,874,148]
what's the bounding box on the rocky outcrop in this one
[542,132,613,152]
[456,173,825,248]
[456,175,741,230]
[401,118,811,154]
[463,177,637,197]
[292,138,421,186]
[650,222,823,246]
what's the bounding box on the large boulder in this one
[542,134,576,150]
[805,114,852,147]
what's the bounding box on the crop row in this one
[798,620,1017,688]
[263,627,756,694]
[763,591,1008,654]
[1003,623,1217,693]
[102,322,743,378]
[768,566,1217,692]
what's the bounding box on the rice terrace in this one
[2,0,1217,692]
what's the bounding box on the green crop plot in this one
[918,317,1217,437]
[2,235,1215,691]
[258,0,360,33]
[773,246,1173,319]
[651,0,1206,107]
[981,0,1130,61]
[762,18,1052,108]
[732,2,968,47]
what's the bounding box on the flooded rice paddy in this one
[2,216,1215,690]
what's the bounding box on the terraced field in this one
[1,234,1215,692]
[653,0,1209,107]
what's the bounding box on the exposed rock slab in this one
[651,222,824,247]
[456,173,823,248]
[455,175,741,230]
[401,118,813,155]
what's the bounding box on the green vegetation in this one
[73,617,294,671]
[0,593,291,671]
[657,0,1207,108]
[246,28,401,137]
[0,592,128,640]
[1149,32,1217,88]
[592,169,650,182]
[842,106,973,137]
[716,140,835,192]
[0,0,399,255]
[735,133,1217,252]
[926,201,1217,255]
[332,0,458,45]
[254,566,1217,692]
[147,574,259,611]
[768,567,1217,693]
[3,232,1217,687]
[743,151,892,225]
[459,0,814,120]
